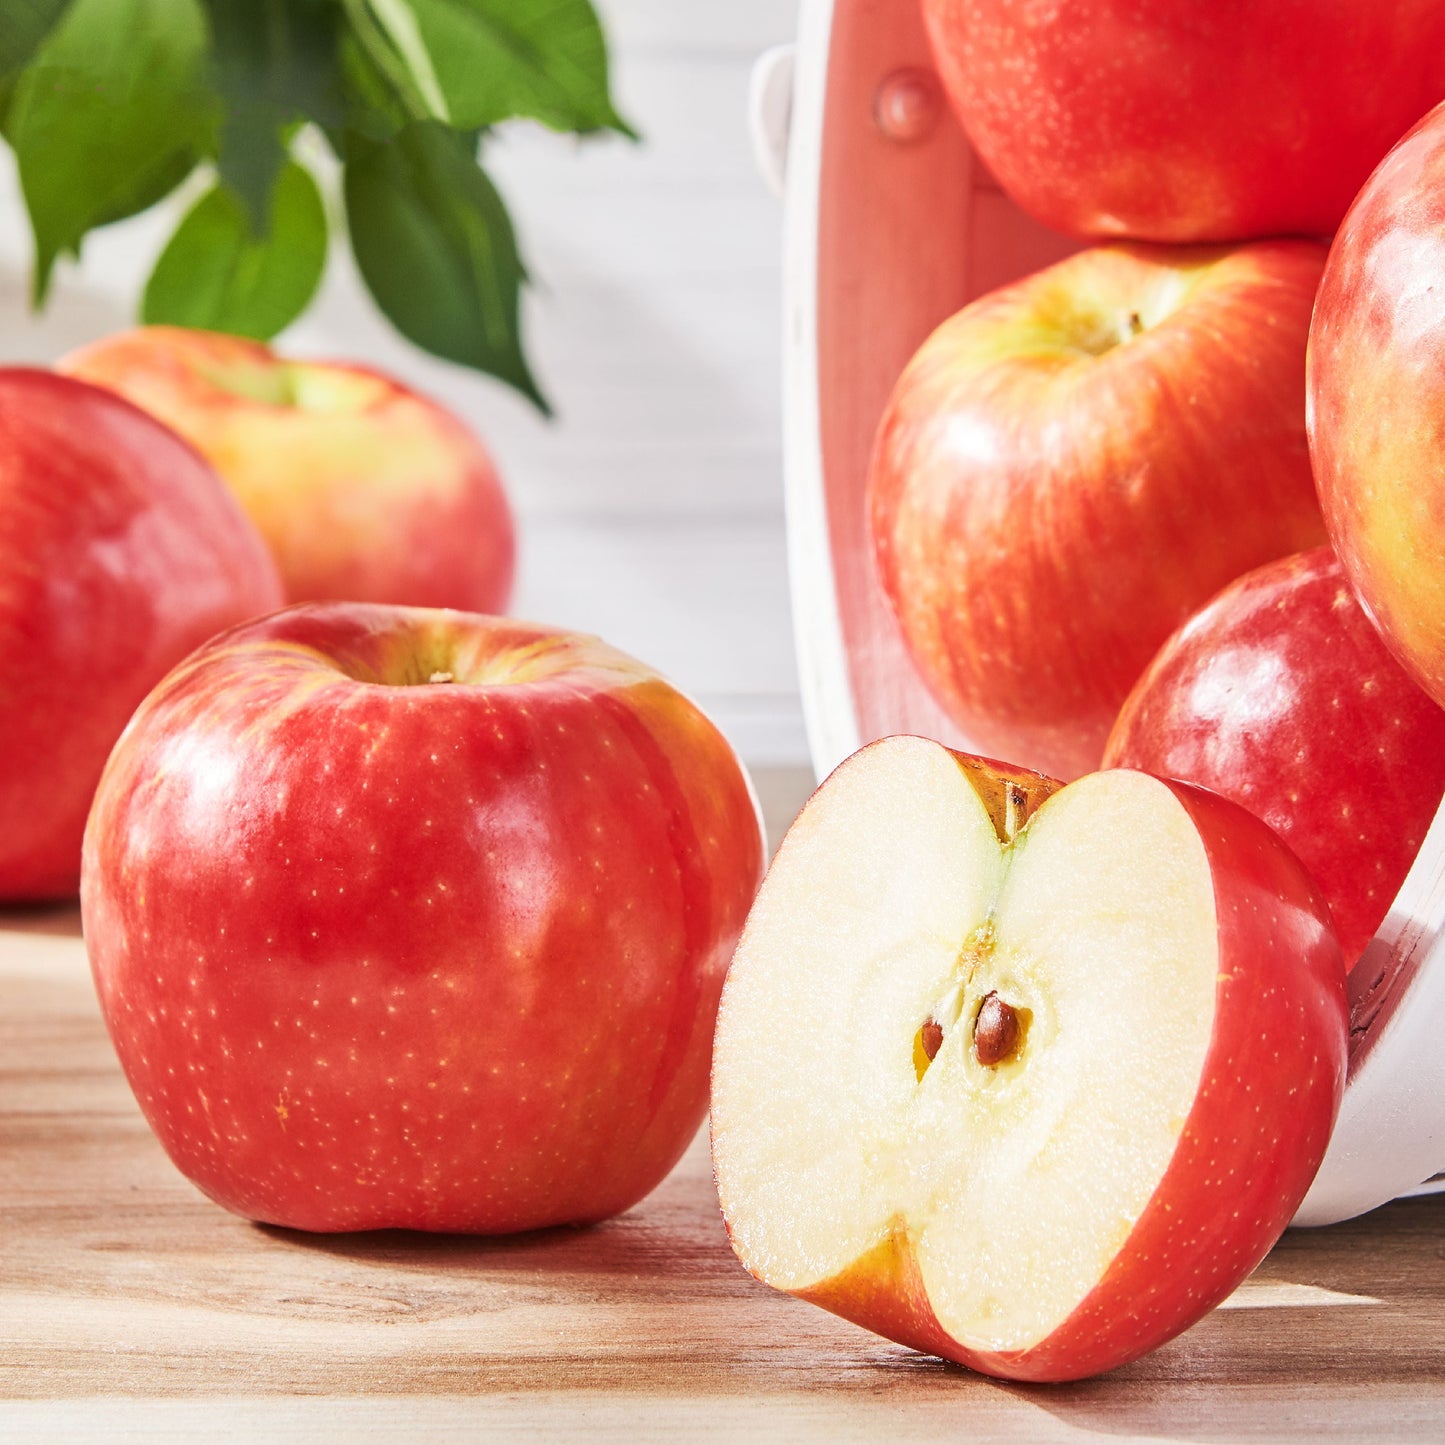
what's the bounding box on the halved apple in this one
[710,736,1347,1381]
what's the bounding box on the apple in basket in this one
[1106,548,1445,970]
[922,0,1445,243]
[869,240,1327,781]
[1308,100,1445,712]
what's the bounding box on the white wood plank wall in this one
[0,0,807,766]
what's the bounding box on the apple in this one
[0,369,282,900]
[1308,101,1445,711]
[711,735,1347,1381]
[922,0,1445,243]
[1105,548,1445,971]
[61,327,515,613]
[81,602,766,1233]
[869,240,1328,782]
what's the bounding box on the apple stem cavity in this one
[973,991,1023,1067]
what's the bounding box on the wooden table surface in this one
[5,770,1445,1441]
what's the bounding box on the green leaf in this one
[6,0,216,303]
[87,149,202,231]
[214,111,289,238]
[359,0,634,136]
[142,161,327,339]
[0,0,71,84]
[0,0,70,135]
[200,0,344,232]
[343,120,549,412]
[335,18,420,144]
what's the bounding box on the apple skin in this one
[869,240,1328,782]
[923,0,1445,243]
[0,369,282,900]
[81,602,765,1234]
[776,765,1347,1382]
[61,327,515,614]
[1105,548,1445,970]
[1308,101,1445,711]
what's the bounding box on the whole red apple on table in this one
[81,603,765,1233]
[1308,101,1445,711]
[712,735,1347,1382]
[61,327,515,613]
[1105,548,1445,971]
[0,370,282,901]
[922,0,1445,243]
[869,239,1328,782]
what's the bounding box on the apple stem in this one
[428,671,455,684]
[1004,784,1027,842]
[1127,310,1144,337]
[973,991,1022,1067]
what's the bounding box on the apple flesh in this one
[711,736,1346,1381]
[1105,548,1445,970]
[0,369,282,900]
[923,0,1445,242]
[1308,101,1445,711]
[82,603,766,1233]
[869,241,1327,782]
[61,327,515,614]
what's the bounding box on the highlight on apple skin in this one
[82,602,766,1234]
[1106,547,1445,971]
[62,327,515,615]
[1307,99,1445,713]
[711,736,1347,1382]
[923,0,1445,244]
[869,240,1327,782]
[0,368,283,901]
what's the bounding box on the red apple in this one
[712,735,1346,1382]
[1308,101,1445,710]
[0,369,282,900]
[1105,548,1445,970]
[869,240,1327,782]
[61,327,515,613]
[923,0,1445,243]
[81,603,765,1233]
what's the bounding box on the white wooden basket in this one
[751,0,1445,1227]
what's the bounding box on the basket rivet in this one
[875,69,941,143]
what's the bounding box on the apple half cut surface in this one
[710,736,1348,1381]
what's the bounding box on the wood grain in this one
[3,772,1445,1438]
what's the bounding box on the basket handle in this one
[749,44,796,198]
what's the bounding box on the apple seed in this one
[922,1018,943,1061]
[973,992,1021,1067]
[913,1018,945,1081]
